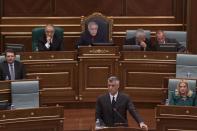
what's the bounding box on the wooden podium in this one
[0,106,64,131]
[78,46,120,102]
[95,127,143,131]
[156,105,197,131]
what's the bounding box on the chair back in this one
[164,31,187,47]
[0,55,20,63]
[176,54,197,78]
[126,30,151,40]
[81,12,113,42]
[11,80,39,109]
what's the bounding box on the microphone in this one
[113,108,128,127]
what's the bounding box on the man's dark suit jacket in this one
[151,38,186,52]
[77,31,108,47]
[125,37,152,51]
[96,92,143,127]
[0,60,26,80]
[38,34,64,51]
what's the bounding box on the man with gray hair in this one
[77,21,108,47]
[95,76,148,130]
[125,29,151,51]
[37,24,64,51]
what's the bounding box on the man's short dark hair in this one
[5,49,16,56]
[108,76,119,83]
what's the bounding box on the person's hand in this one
[47,36,51,43]
[139,122,148,131]
[140,41,147,48]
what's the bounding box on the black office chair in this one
[5,43,24,52]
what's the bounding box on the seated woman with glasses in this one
[169,80,197,106]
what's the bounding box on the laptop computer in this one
[123,45,141,51]
[92,43,114,46]
[157,43,177,52]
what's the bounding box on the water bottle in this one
[187,72,191,78]
[5,75,9,80]
[95,119,100,129]
[165,99,169,105]
[35,46,39,52]
[10,104,15,110]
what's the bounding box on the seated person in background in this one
[125,29,152,51]
[169,80,197,106]
[151,30,186,52]
[77,21,108,47]
[38,24,64,51]
[95,76,148,130]
[0,49,26,80]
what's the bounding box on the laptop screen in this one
[123,45,141,51]
[92,43,114,46]
[157,43,177,52]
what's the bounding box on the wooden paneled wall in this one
[187,0,197,54]
[0,0,187,52]
[0,0,185,17]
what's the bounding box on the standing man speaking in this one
[95,76,148,130]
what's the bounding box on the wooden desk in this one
[0,106,64,131]
[20,51,78,105]
[119,51,177,104]
[1,51,181,106]
[156,105,197,131]
[78,46,120,102]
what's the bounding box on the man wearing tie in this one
[95,76,148,130]
[37,24,64,51]
[0,49,26,80]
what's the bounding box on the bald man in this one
[37,24,64,51]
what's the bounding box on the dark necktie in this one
[112,96,116,124]
[112,97,116,108]
[10,64,15,80]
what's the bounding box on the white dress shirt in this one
[109,92,118,103]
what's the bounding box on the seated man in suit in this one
[125,29,152,51]
[77,21,108,47]
[0,49,26,80]
[169,80,197,106]
[38,24,64,51]
[151,30,186,52]
[95,76,148,130]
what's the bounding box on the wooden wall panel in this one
[126,0,173,16]
[187,0,197,54]
[55,0,123,16]
[2,0,53,16]
[1,0,185,18]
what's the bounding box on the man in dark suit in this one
[0,49,26,80]
[125,29,152,51]
[77,21,108,47]
[95,76,148,130]
[151,30,186,52]
[38,24,64,51]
